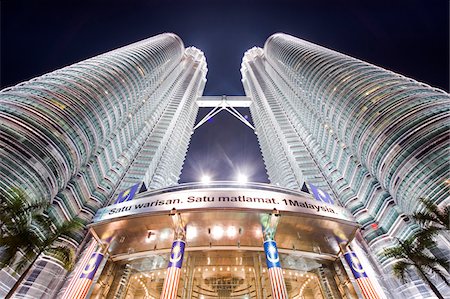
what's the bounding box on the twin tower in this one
[0,33,448,298]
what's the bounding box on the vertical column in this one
[61,233,114,299]
[261,210,288,299]
[343,251,380,299]
[336,232,381,299]
[264,240,288,298]
[160,211,186,299]
[61,236,110,299]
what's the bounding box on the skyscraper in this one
[0,32,448,299]
[241,33,450,297]
[0,33,207,298]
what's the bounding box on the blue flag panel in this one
[168,240,185,269]
[80,252,104,280]
[307,183,335,205]
[344,251,368,279]
[114,182,146,204]
[264,240,281,269]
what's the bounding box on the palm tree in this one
[413,198,449,234]
[0,189,49,267]
[384,235,449,299]
[0,189,84,298]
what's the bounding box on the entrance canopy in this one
[89,182,358,262]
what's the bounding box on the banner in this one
[80,252,104,280]
[344,251,367,278]
[264,240,288,299]
[160,240,186,299]
[344,252,380,299]
[307,183,335,205]
[94,187,354,223]
[114,182,147,204]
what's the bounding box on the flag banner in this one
[168,240,185,268]
[307,183,335,205]
[160,240,186,299]
[264,240,288,299]
[114,182,146,204]
[61,241,97,299]
[65,251,104,299]
[80,252,104,280]
[344,252,380,299]
[264,240,281,269]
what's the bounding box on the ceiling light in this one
[186,226,198,240]
[226,226,237,238]
[211,226,224,239]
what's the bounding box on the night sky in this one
[2,0,448,184]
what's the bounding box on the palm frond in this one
[392,261,412,283]
[383,246,406,259]
[443,205,450,229]
[414,233,438,251]
[413,198,449,230]
[0,246,18,269]
[414,211,439,224]
[427,265,450,286]
[46,246,75,271]
[14,249,38,273]
[54,218,85,239]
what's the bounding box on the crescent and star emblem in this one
[82,255,97,275]
[121,189,131,201]
[266,244,279,264]
[350,254,365,274]
[169,244,183,264]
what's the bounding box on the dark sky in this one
[2,0,448,184]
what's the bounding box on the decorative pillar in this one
[61,239,107,299]
[160,211,186,299]
[264,240,288,299]
[343,251,380,299]
[261,210,288,299]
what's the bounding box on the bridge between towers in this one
[194,95,254,131]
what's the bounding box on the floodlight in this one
[201,175,211,184]
[236,173,248,184]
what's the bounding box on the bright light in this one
[159,229,170,241]
[236,173,248,184]
[211,226,224,239]
[253,227,263,238]
[186,226,198,240]
[201,175,211,184]
[226,226,237,238]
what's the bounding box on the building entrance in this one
[91,249,344,299]
[71,182,365,299]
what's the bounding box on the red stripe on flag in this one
[63,241,97,299]
[161,267,181,299]
[268,267,288,299]
[356,277,380,299]
[72,279,92,299]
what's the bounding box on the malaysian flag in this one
[114,183,140,204]
[61,241,97,299]
[344,252,380,299]
[307,183,335,205]
[160,240,185,299]
[264,240,288,299]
